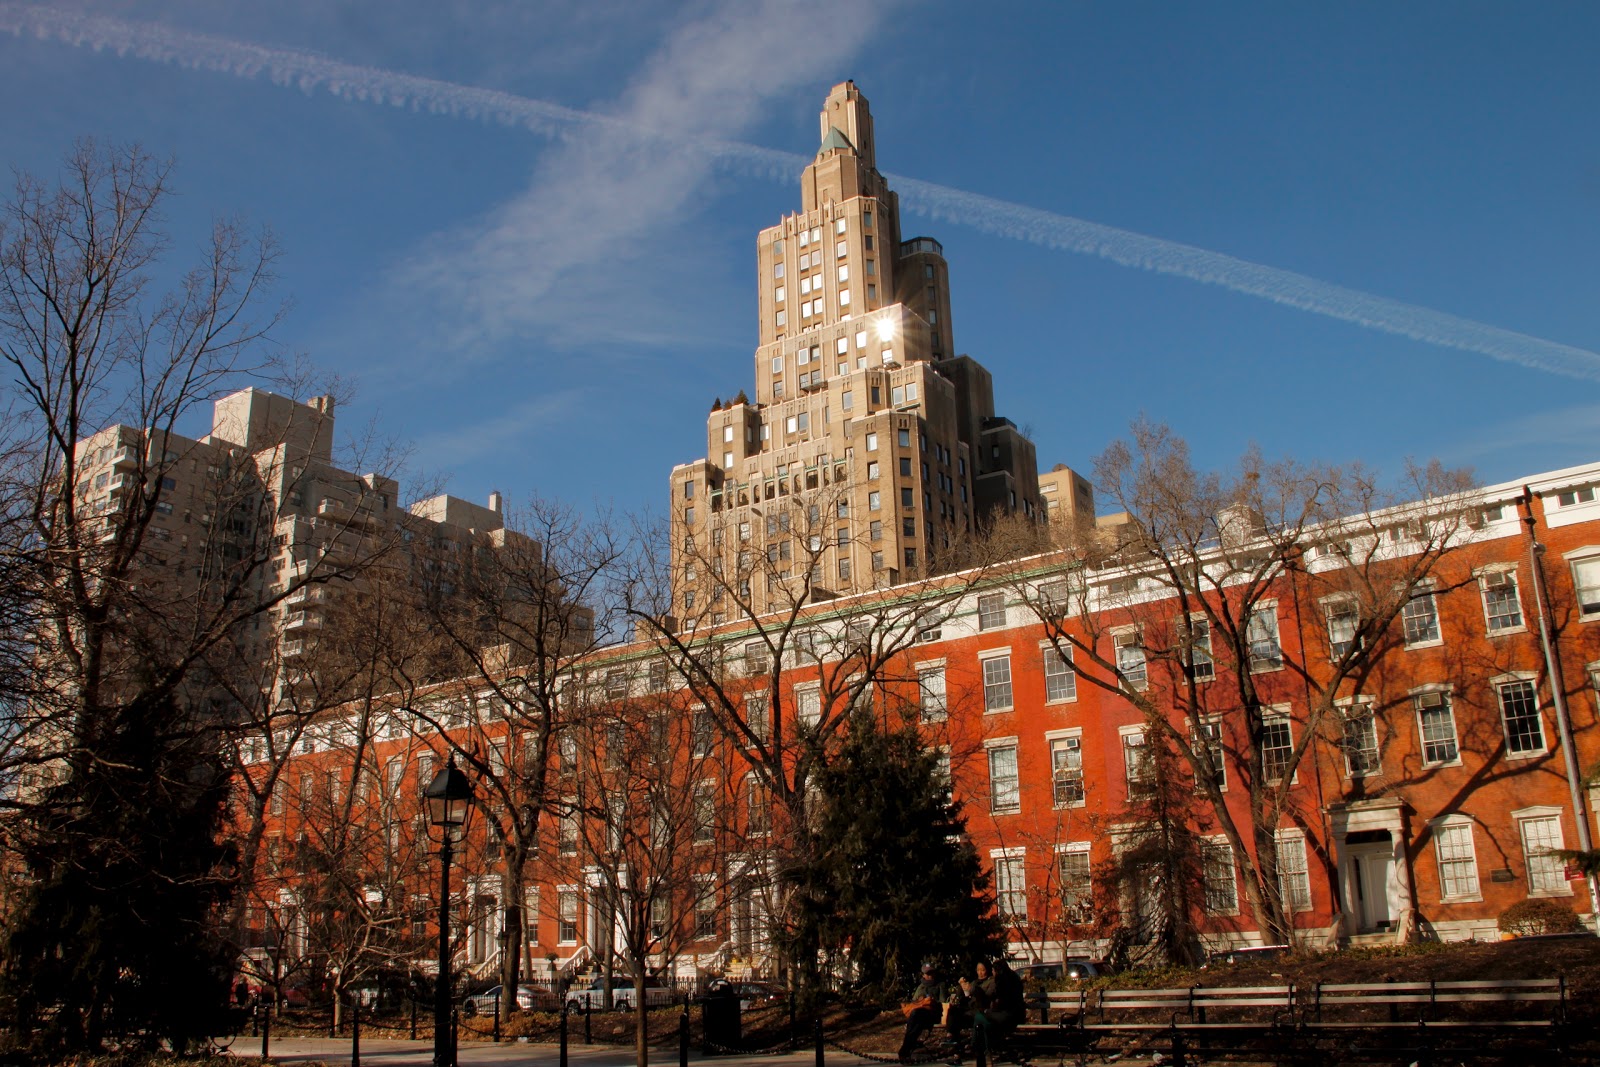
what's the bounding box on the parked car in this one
[565,975,674,1012]
[462,983,548,1016]
[1207,944,1290,967]
[705,979,787,1010]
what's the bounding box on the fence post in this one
[351,996,361,1067]
[494,988,501,1043]
[411,994,418,1040]
[814,1015,824,1067]
[1169,1023,1186,1067]
[452,1007,460,1067]
[260,1003,271,1062]
[679,1003,690,1067]
[584,1001,593,1045]
[560,1005,569,1067]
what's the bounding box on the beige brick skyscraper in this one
[669,82,1040,621]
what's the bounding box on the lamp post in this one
[426,758,475,1067]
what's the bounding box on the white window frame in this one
[991,847,1028,921]
[1337,697,1381,778]
[1413,686,1460,766]
[1566,548,1600,619]
[1185,614,1215,682]
[1120,726,1154,801]
[1192,717,1226,790]
[977,592,1007,630]
[795,683,822,728]
[1494,673,1547,759]
[1430,816,1483,902]
[1514,808,1572,896]
[1401,581,1443,648]
[980,649,1014,713]
[1057,843,1094,924]
[1274,829,1312,912]
[1113,626,1147,691]
[1247,604,1283,672]
[1202,836,1239,915]
[986,738,1021,814]
[917,662,948,723]
[1046,728,1085,807]
[1259,710,1296,784]
[1042,642,1077,703]
[1477,565,1526,635]
[1321,595,1360,660]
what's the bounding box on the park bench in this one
[1301,977,1566,1028]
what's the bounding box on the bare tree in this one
[997,419,1476,948]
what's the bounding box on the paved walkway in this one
[226,1036,835,1067]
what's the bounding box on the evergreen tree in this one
[2,692,238,1054]
[782,710,1002,1003]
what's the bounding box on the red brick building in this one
[244,461,1600,985]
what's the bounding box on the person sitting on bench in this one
[899,962,956,1062]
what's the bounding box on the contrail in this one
[6,3,1597,382]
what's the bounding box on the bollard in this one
[679,1004,690,1067]
[1169,1023,1186,1067]
[494,989,501,1043]
[261,1004,271,1061]
[411,994,418,1041]
[584,1001,593,1045]
[351,997,361,1067]
[814,1015,824,1067]
[559,1005,570,1067]
[452,1007,460,1067]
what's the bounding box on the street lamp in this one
[426,757,474,1067]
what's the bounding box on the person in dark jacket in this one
[899,962,956,1061]
[959,958,1024,1060]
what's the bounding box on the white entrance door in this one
[1352,847,1395,932]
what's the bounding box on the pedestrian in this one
[899,962,955,1062]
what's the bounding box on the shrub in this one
[1497,898,1583,937]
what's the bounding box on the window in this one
[866,432,878,451]
[558,889,579,943]
[1059,846,1093,923]
[745,692,769,743]
[898,428,911,448]
[1519,814,1568,895]
[1038,580,1071,618]
[1260,715,1294,782]
[919,665,947,722]
[1497,678,1546,756]
[1051,735,1084,805]
[1276,831,1312,911]
[1194,720,1226,789]
[994,851,1027,920]
[1571,556,1600,616]
[1433,821,1481,900]
[693,782,716,844]
[1203,839,1239,914]
[1324,598,1360,659]
[868,491,881,511]
[691,709,714,759]
[694,877,718,939]
[977,593,1007,630]
[1402,585,1441,645]
[796,686,821,727]
[1115,630,1147,690]
[867,461,879,480]
[558,808,578,856]
[1341,702,1381,777]
[1415,690,1459,765]
[1043,646,1076,702]
[1247,607,1282,670]
[988,744,1020,813]
[982,654,1013,712]
[1480,568,1524,632]
[747,776,771,835]
[869,519,882,541]
[841,390,853,411]
[1557,486,1596,507]
[839,287,850,307]
[1179,615,1213,681]
[1122,730,1153,799]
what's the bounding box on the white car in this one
[565,976,673,1012]
[462,984,545,1016]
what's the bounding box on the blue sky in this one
[3,1,1597,518]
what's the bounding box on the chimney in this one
[488,490,503,515]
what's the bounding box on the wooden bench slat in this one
[1193,985,1294,995]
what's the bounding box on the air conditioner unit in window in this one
[1484,570,1512,590]
[1416,691,1447,710]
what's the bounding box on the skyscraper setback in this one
[670,82,1042,617]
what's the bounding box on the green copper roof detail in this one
[818,125,854,154]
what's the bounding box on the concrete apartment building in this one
[70,387,536,707]
[670,82,1044,618]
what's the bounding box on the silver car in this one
[462,984,543,1016]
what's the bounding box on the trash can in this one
[698,982,741,1055]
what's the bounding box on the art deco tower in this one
[669,82,1040,620]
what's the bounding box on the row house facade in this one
[246,460,1600,986]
